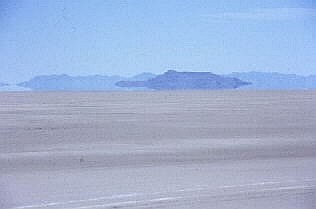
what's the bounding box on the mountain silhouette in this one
[116,70,250,90]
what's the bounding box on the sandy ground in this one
[1,91,316,209]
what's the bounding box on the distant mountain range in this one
[117,70,250,90]
[6,71,316,91]
[17,71,249,91]
[0,82,8,87]
[227,72,316,89]
[128,72,157,81]
[18,73,156,91]
[18,74,126,91]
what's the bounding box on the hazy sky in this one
[1,0,316,83]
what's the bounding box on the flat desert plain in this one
[1,91,316,209]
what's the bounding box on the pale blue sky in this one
[1,0,316,83]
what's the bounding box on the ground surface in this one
[1,91,316,209]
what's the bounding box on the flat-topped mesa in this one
[116,70,251,90]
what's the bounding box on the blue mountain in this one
[0,82,8,87]
[17,72,157,91]
[18,74,125,91]
[128,72,156,81]
[228,72,316,89]
[116,70,250,90]
[16,71,316,91]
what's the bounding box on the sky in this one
[1,0,316,83]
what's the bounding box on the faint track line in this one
[11,179,316,209]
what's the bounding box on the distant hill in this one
[228,72,316,89]
[14,71,316,91]
[18,74,126,91]
[17,72,156,91]
[116,70,250,90]
[128,72,156,81]
[0,82,8,87]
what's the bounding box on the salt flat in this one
[1,91,316,209]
